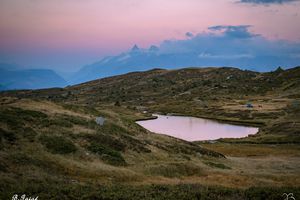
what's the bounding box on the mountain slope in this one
[5,66,300,142]
[69,66,300,142]
[1,66,300,199]
[68,66,299,104]
[0,68,67,90]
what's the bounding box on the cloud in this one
[198,53,254,59]
[156,25,300,70]
[208,25,260,38]
[237,0,299,4]
[160,25,300,63]
[73,25,300,83]
[185,32,194,38]
[159,25,262,54]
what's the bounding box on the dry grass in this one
[1,67,300,198]
[201,143,300,157]
[1,97,299,190]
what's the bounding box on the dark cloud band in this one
[238,0,298,4]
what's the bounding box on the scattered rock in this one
[95,117,105,126]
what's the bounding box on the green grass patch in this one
[99,122,132,135]
[204,161,231,170]
[86,133,126,152]
[22,127,38,142]
[40,118,73,128]
[39,135,77,154]
[87,142,126,166]
[146,163,204,178]
[0,128,17,143]
[0,179,299,200]
[0,107,47,129]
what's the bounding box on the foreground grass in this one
[0,178,299,200]
[201,143,300,157]
[0,90,300,199]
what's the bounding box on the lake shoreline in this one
[136,112,264,128]
[135,115,158,122]
[136,113,259,141]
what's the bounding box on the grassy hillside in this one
[5,66,299,142]
[1,66,300,199]
[66,66,300,143]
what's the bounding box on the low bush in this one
[0,108,47,128]
[87,142,126,166]
[23,127,37,142]
[0,128,17,143]
[39,135,77,154]
[40,118,73,128]
[146,163,204,178]
[1,180,298,200]
[9,152,35,165]
[86,133,126,152]
[204,161,231,170]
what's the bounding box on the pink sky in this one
[0,0,299,71]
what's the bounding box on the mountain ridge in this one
[69,42,299,85]
[0,64,67,90]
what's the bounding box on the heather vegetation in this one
[0,67,299,199]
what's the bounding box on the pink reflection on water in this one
[137,114,258,141]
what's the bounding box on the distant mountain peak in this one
[131,44,140,52]
[149,45,159,52]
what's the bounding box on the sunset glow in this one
[0,0,299,71]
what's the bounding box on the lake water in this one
[136,114,259,141]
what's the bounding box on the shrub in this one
[40,114,98,129]
[62,115,97,129]
[0,128,17,143]
[39,135,77,154]
[0,108,47,128]
[87,142,126,166]
[100,122,132,136]
[146,163,204,178]
[52,118,73,128]
[10,152,35,165]
[204,161,231,170]
[87,134,126,152]
[114,101,121,106]
[23,127,37,142]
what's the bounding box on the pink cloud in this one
[0,0,299,70]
